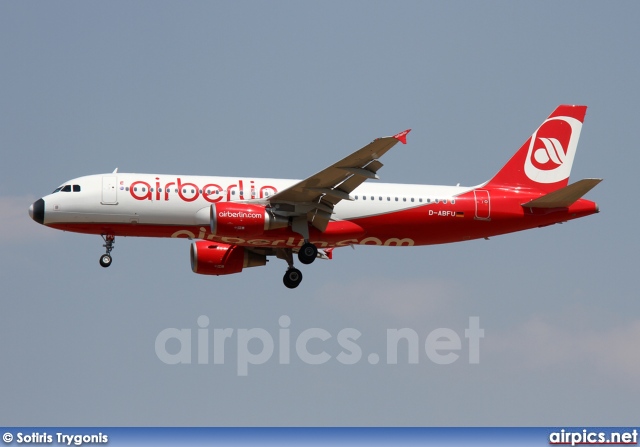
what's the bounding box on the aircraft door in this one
[474,189,490,220]
[101,176,118,205]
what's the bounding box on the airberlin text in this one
[129,177,277,203]
[171,227,415,247]
[218,210,263,220]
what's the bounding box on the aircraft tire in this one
[99,254,112,268]
[283,268,303,289]
[298,243,318,265]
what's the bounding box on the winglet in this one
[393,129,411,144]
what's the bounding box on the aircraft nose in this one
[30,198,45,224]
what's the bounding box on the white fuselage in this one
[41,173,473,227]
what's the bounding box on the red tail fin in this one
[485,105,587,193]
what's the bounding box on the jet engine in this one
[190,241,267,275]
[210,203,288,237]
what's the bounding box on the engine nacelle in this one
[210,203,288,237]
[190,241,267,276]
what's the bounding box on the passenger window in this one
[395,197,398,201]
[387,197,390,201]
[403,198,406,202]
[435,199,439,203]
[363,196,366,200]
[451,199,456,204]
[61,185,71,192]
[443,199,447,204]
[411,198,414,202]
[419,198,423,203]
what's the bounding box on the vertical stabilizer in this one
[485,105,587,193]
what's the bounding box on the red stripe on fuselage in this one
[47,196,598,248]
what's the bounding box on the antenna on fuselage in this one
[112,168,119,173]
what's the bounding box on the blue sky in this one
[0,1,638,425]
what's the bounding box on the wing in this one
[267,129,411,232]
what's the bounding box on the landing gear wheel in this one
[298,242,318,265]
[100,235,115,268]
[283,268,303,289]
[99,254,112,268]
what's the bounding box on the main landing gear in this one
[278,248,302,289]
[283,267,303,289]
[99,235,115,268]
[298,241,318,265]
[278,241,318,289]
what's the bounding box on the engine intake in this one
[190,241,267,276]
[210,203,288,237]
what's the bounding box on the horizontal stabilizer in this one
[522,178,602,208]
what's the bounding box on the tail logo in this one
[533,137,566,169]
[524,116,582,184]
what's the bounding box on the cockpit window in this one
[52,184,81,193]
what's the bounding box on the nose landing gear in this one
[99,235,115,268]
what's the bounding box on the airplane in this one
[28,105,601,289]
